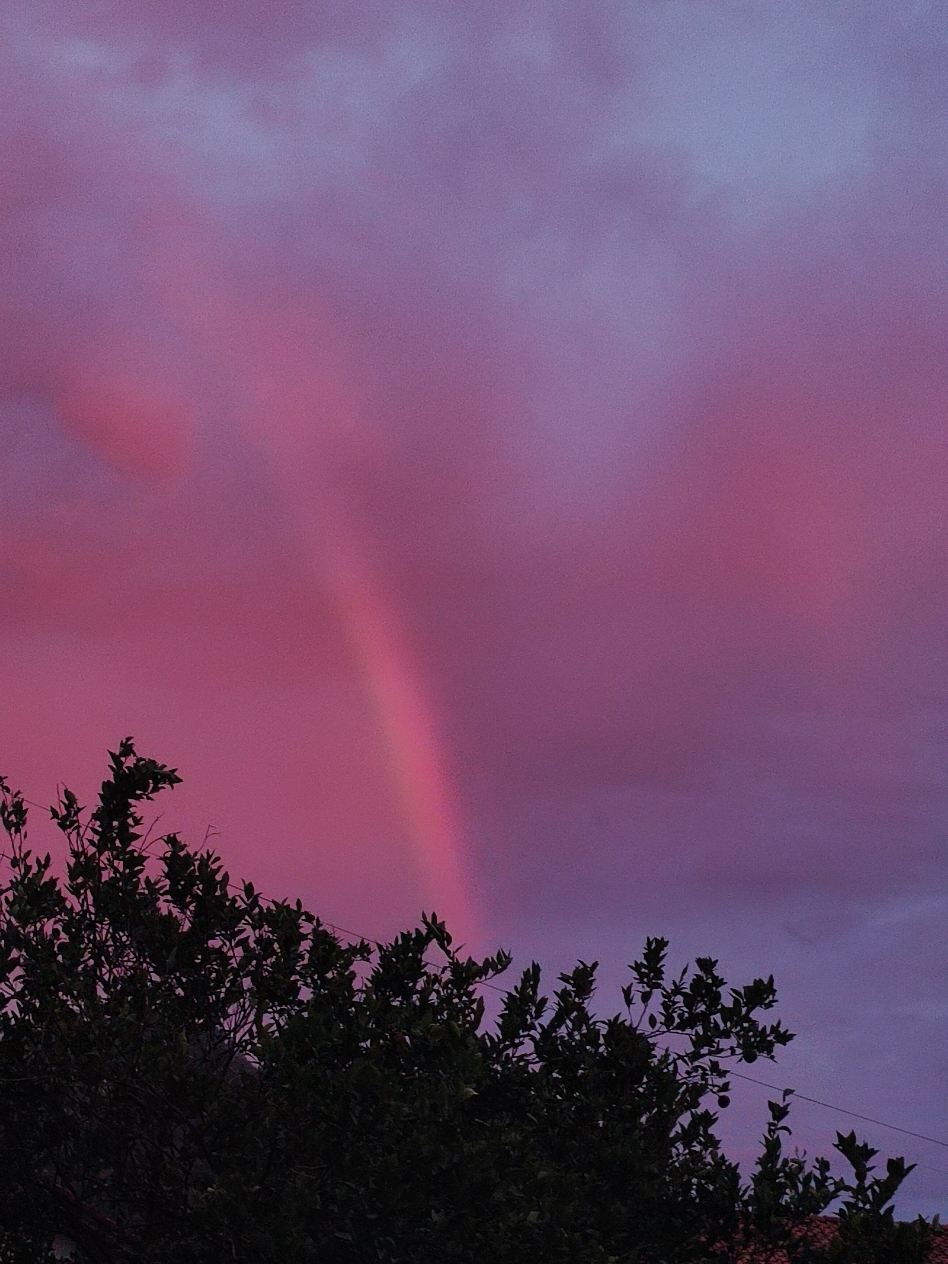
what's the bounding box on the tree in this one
[0,741,934,1262]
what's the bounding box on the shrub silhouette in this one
[0,741,933,1262]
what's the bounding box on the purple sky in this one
[3,0,948,1214]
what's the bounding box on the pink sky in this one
[3,0,948,1213]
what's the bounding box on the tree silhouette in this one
[0,741,933,1262]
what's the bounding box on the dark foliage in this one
[0,742,934,1262]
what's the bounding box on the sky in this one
[3,0,948,1215]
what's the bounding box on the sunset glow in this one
[3,0,948,1216]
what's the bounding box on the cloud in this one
[3,0,948,1207]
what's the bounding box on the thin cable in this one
[730,1070,948,1151]
[327,919,948,1157]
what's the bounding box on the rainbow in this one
[319,540,480,949]
[149,256,481,947]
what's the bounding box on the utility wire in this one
[326,920,948,1159]
[729,1069,948,1152]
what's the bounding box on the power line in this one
[729,1069,948,1152]
[325,920,948,1160]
